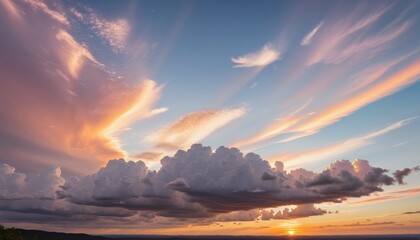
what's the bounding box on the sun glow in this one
[288,230,295,235]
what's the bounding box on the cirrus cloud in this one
[301,22,323,46]
[0,0,163,175]
[231,43,281,68]
[138,108,246,160]
[90,15,131,52]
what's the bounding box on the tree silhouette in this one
[0,225,23,240]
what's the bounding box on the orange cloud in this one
[293,59,420,133]
[351,187,420,205]
[392,188,420,194]
[0,0,22,19]
[347,50,419,93]
[231,99,312,148]
[269,117,416,168]
[306,3,398,65]
[141,108,246,158]
[0,1,162,175]
[55,30,101,78]
[24,0,70,25]
[134,152,164,161]
[232,59,420,150]
[101,80,166,155]
[351,195,405,204]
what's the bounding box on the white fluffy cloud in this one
[231,43,281,68]
[261,204,327,220]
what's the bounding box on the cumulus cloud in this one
[262,204,327,220]
[0,144,418,228]
[0,163,140,227]
[203,204,329,223]
[62,146,411,217]
[1,144,416,226]
[0,163,64,200]
[212,209,261,222]
[231,43,281,68]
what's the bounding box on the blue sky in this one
[96,0,420,172]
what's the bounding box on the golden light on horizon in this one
[288,230,295,236]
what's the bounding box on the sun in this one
[288,230,295,236]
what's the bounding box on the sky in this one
[0,0,420,236]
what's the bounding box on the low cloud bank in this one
[0,144,417,226]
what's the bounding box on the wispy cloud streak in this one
[301,22,323,46]
[23,0,69,25]
[233,59,420,149]
[351,187,420,205]
[90,15,131,52]
[55,30,100,78]
[293,60,420,134]
[0,0,162,174]
[232,43,281,68]
[306,3,403,65]
[270,117,417,168]
[143,108,246,157]
[232,99,313,148]
[102,80,166,156]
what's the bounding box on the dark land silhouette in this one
[1,225,420,240]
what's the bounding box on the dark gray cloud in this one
[63,145,392,215]
[261,171,278,181]
[402,210,420,215]
[322,221,396,228]
[393,166,419,184]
